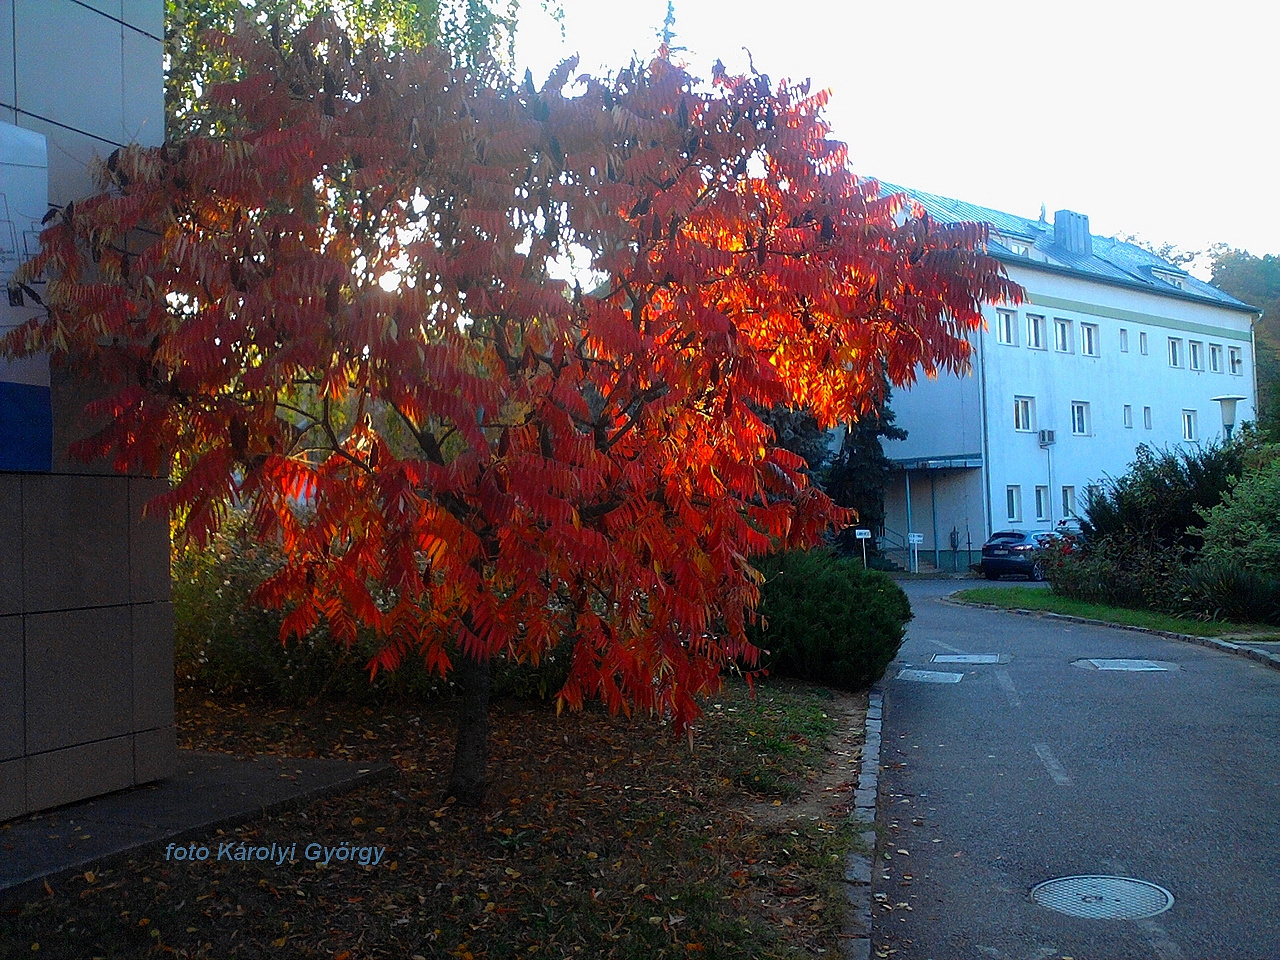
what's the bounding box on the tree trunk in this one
[447,650,492,806]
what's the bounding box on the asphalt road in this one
[872,580,1280,960]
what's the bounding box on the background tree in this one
[7,17,1016,803]
[1209,247,1280,440]
[823,387,906,546]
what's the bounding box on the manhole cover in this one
[895,669,963,683]
[1031,875,1173,919]
[933,654,1001,664]
[1073,658,1177,671]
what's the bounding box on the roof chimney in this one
[1049,209,1090,256]
[1053,209,1092,256]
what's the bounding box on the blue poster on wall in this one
[0,122,49,472]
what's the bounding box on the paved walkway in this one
[872,581,1280,960]
[1,751,392,902]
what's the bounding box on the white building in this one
[879,187,1260,572]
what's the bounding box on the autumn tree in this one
[5,17,1017,803]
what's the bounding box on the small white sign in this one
[908,533,924,545]
[855,528,872,540]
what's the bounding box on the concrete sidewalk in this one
[0,750,393,902]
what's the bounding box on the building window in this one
[1143,405,1153,430]
[1119,328,1129,352]
[1014,396,1036,432]
[1071,401,1090,436]
[1006,485,1022,523]
[1080,323,1099,357]
[1168,337,1183,367]
[1189,341,1204,371]
[1054,318,1072,353]
[1123,404,1133,428]
[1229,346,1244,375]
[996,309,1018,345]
[1209,343,1223,373]
[1061,485,1076,518]
[1182,409,1198,441]
[1139,332,1148,355]
[1035,485,1050,521]
[1027,314,1045,350]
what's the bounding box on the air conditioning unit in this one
[1038,429,1056,446]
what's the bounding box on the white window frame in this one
[1119,328,1129,352]
[1143,405,1153,430]
[1006,484,1023,523]
[1014,396,1035,432]
[1182,409,1198,441]
[1080,323,1099,357]
[996,309,1018,345]
[1054,318,1073,353]
[1071,401,1090,436]
[1034,485,1050,521]
[1026,314,1045,350]
[1061,485,1076,518]
[1229,346,1244,375]
[1168,337,1183,368]
[1139,332,1148,355]
[1123,404,1133,429]
[1189,340,1204,371]
[1209,343,1223,373]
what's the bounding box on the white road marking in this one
[995,669,1021,707]
[1033,743,1072,785]
[934,654,1002,664]
[926,637,965,653]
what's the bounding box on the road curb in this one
[841,689,882,960]
[942,595,1280,673]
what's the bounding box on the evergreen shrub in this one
[749,548,911,690]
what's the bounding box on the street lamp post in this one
[1211,395,1247,440]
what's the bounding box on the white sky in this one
[514,0,1277,264]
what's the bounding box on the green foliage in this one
[165,0,546,138]
[1170,558,1280,625]
[1043,535,1186,611]
[749,549,910,690]
[1081,441,1246,553]
[1199,453,1280,572]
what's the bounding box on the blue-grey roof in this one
[875,182,1258,315]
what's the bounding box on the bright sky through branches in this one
[515,0,1277,264]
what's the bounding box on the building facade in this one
[879,187,1259,571]
[0,0,169,821]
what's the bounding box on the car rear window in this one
[988,532,1025,544]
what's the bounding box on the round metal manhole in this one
[1031,875,1173,919]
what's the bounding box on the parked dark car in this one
[980,530,1060,581]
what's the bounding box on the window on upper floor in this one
[1182,409,1198,442]
[1139,332,1149,355]
[1189,341,1204,371]
[1006,485,1023,523]
[1027,314,1045,350]
[1080,323,1099,357]
[1123,404,1133,429]
[1153,268,1186,290]
[1014,396,1036,432]
[1143,405,1153,430]
[1209,343,1223,373]
[1168,337,1183,368]
[1071,401,1090,436]
[1119,328,1129,352]
[1054,318,1072,353]
[1035,485,1050,521]
[1229,346,1244,375]
[996,309,1018,345]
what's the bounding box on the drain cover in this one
[895,669,963,683]
[1073,658,1176,671]
[1031,875,1173,919]
[933,654,1001,664]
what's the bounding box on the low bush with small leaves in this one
[749,548,911,690]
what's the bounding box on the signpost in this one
[908,532,924,574]
[855,528,871,568]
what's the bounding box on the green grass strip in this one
[950,587,1280,639]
